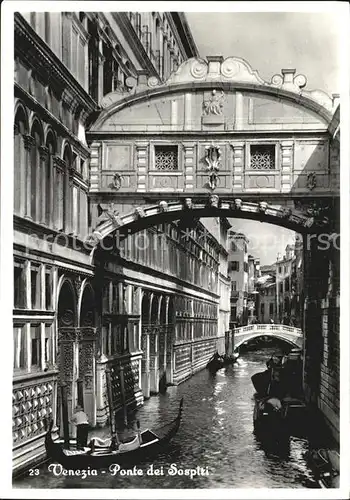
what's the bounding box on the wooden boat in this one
[253,394,306,439]
[306,448,340,488]
[206,353,225,373]
[45,397,183,470]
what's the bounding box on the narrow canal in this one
[14,347,321,489]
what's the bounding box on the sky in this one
[185,9,341,265]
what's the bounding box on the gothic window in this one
[154,145,178,170]
[88,20,99,101]
[14,261,26,309]
[45,268,52,310]
[30,324,41,368]
[31,266,40,309]
[250,144,275,170]
[269,303,274,315]
[30,121,43,221]
[14,108,27,215]
[13,325,26,370]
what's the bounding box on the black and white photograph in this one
[1,1,349,497]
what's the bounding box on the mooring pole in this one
[119,365,128,427]
[60,382,70,449]
[77,378,84,409]
[105,367,117,441]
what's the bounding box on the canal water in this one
[14,347,321,489]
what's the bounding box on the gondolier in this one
[71,405,89,450]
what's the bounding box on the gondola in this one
[45,397,183,471]
[306,448,340,488]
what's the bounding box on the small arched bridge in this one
[233,324,303,350]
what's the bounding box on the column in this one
[183,143,195,191]
[40,264,45,310]
[164,296,170,373]
[98,46,105,104]
[108,281,113,314]
[89,143,100,192]
[150,327,159,394]
[25,323,31,374]
[39,146,49,225]
[23,135,35,219]
[135,142,148,192]
[235,91,244,130]
[280,140,294,192]
[24,260,31,309]
[40,323,46,371]
[141,330,151,398]
[231,142,244,191]
[184,93,192,130]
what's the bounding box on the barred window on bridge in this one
[250,144,275,170]
[154,145,179,170]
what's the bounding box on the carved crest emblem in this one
[203,89,225,116]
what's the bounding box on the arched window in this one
[45,132,56,225]
[30,121,43,221]
[14,107,27,215]
[88,20,99,101]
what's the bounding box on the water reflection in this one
[14,346,320,489]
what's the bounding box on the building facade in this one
[13,11,230,475]
[227,231,248,327]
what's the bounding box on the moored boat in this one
[45,397,184,471]
[306,448,340,488]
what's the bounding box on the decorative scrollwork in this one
[221,59,239,78]
[148,76,160,88]
[190,59,207,79]
[271,74,283,86]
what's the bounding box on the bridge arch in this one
[233,324,304,351]
[86,198,330,258]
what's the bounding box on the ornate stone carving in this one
[209,194,219,208]
[184,198,193,210]
[233,198,243,210]
[190,59,208,79]
[205,143,221,190]
[134,206,145,219]
[74,276,82,297]
[38,145,49,161]
[159,200,168,212]
[12,380,54,444]
[203,90,225,116]
[259,201,268,213]
[53,156,67,171]
[23,135,35,151]
[111,172,123,190]
[59,310,75,327]
[271,69,307,93]
[307,172,317,190]
[148,76,160,88]
[281,208,292,219]
[96,203,123,228]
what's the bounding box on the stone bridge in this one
[85,55,340,440]
[233,324,303,350]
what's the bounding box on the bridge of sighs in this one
[85,56,340,441]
